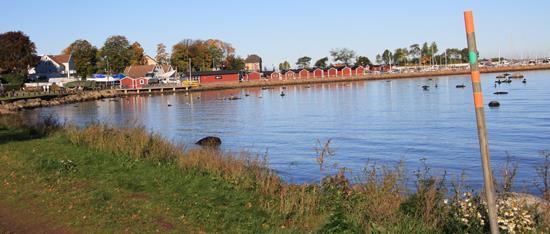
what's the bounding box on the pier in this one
[116,80,200,95]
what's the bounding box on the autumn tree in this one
[0,31,38,74]
[171,39,235,72]
[296,56,312,68]
[223,55,245,70]
[63,39,98,78]
[155,43,169,65]
[128,42,144,65]
[330,48,356,65]
[355,56,372,67]
[99,35,130,73]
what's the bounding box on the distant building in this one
[143,55,158,66]
[191,70,242,84]
[244,54,262,72]
[29,54,76,79]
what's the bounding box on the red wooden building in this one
[267,71,281,80]
[192,70,242,84]
[312,68,324,78]
[353,65,365,77]
[326,67,338,77]
[283,70,296,80]
[340,66,352,77]
[370,65,391,72]
[298,69,310,79]
[120,77,153,89]
[245,71,262,81]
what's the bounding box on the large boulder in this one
[195,136,222,147]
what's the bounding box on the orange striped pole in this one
[464,10,499,234]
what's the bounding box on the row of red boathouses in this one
[119,64,392,87]
[195,65,392,84]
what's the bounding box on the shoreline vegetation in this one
[0,115,549,233]
[1,64,549,113]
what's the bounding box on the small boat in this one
[503,73,511,77]
[280,91,285,97]
[456,84,466,88]
[522,79,527,84]
[496,74,507,79]
[509,73,524,78]
[422,85,429,90]
[502,79,512,83]
[494,91,508,95]
[227,95,241,100]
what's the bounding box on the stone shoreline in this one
[1,64,549,114]
[0,90,118,113]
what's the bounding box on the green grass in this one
[0,128,286,233]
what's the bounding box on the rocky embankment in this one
[0,90,118,114]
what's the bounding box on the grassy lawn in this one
[0,127,286,233]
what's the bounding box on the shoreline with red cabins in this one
[160,63,550,94]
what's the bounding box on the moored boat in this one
[509,73,524,78]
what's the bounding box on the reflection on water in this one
[28,70,550,191]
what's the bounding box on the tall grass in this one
[4,115,549,232]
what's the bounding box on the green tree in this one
[296,56,312,68]
[128,42,145,65]
[393,48,408,65]
[329,48,356,65]
[0,31,38,74]
[382,49,393,65]
[155,43,169,65]
[430,42,438,56]
[63,39,98,79]
[409,44,421,65]
[355,56,372,67]
[421,42,430,64]
[208,45,223,70]
[278,61,291,71]
[460,48,470,63]
[314,57,329,69]
[100,35,130,73]
[429,42,439,65]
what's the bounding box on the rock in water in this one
[488,101,500,107]
[196,136,222,147]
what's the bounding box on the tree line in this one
[375,42,470,66]
[0,31,246,81]
[280,42,471,71]
[1,30,478,87]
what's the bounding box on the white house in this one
[29,54,76,80]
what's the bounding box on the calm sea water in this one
[27,70,550,191]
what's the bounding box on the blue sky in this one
[2,0,549,67]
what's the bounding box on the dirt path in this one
[0,201,72,234]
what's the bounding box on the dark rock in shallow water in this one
[196,136,222,147]
[488,101,500,107]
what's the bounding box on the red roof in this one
[49,54,71,65]
[124,65,156,78]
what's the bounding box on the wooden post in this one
[464,10,499,234]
